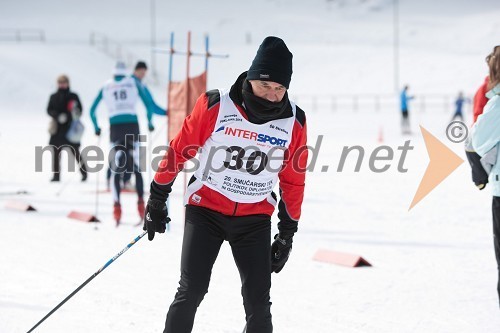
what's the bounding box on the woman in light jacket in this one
[472,45,500,307]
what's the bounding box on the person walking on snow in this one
[143,36,308,332]
[450,91,468,122]
[471,45,500,307]
[47,75,88,182]
[90,61,156,226]
[400,84,414,134]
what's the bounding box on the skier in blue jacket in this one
[451,91,469,122]
[400,85,414,134]
[90,61,157,225]
[105,61,167,191]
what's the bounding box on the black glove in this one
[271,234,293,273]
[143,198,170,241]
[95,128,101,136]
[465,150,488,190]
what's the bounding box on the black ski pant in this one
[493,196,500,306]
[109,123,142,202]
[110,142,143,203]
[164,205,273,333]
[401,109,410,131]
[51,144,87,178]
[106,165,132,184]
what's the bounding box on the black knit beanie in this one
[247,36,293,89]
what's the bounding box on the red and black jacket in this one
[152,72,307,235]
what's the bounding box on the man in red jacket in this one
[143,36,307,333]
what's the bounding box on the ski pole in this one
[26,230,147,333]
[94,135,101,227]
[147,130,152,186]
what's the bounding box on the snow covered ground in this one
[1,1,500,332]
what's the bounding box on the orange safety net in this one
[167,71,207,142]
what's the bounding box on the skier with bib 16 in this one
[90,61,156,226]
[143,36,308,332]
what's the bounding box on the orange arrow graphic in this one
[409,126,464,211]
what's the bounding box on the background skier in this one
[105,61,166,191]
[90,61,156,225]
[451,91,468,122]
[400,84,414,134]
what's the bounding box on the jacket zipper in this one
[232,202,238,216]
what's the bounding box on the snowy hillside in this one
[1,0,500,98]
[1,0,500,332]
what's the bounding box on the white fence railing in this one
[89,31,138,68]
[0,29,45,42]
[291,94,472,114]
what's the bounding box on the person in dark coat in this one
[47,75,87,182]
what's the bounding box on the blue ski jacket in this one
[90,75,156,133]
[400,90,414,111]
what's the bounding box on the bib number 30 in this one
[223,146,269,175]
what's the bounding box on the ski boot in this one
[113,202,122,227]
[137,198,145,220]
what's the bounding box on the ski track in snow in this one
[2,107,499,332]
